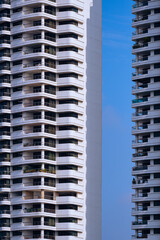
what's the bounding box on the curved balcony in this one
[132,0,160,14]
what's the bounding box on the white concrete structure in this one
[132,0,160,239]
[0,0,102,239]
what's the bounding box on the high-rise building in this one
[132,0,160,239]
[0,0,102,239]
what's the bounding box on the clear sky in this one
[102,0,133,239]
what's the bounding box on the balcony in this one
[0,183,10,188]
[24,168,56,174]
[132,178,148,185]
[132,152,148,158]
[133,42,148,49]
[132,166,148,171]
[0,26,10,31]
[0,170,10,175]
[0,209,10,214]
[132,220,148,226]
[132,97,148,104]
[132,1,148,9]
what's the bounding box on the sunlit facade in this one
[0,0,102,239]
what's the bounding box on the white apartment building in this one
[0,0,102,239]
[132,0,160,239]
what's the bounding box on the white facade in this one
[132,0,160,239]
[0,0,102,239]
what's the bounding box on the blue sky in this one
[102,0,133,239]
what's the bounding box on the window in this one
[58,231,77,236]
[154,215,160,220]
[33,20,41,26]
[59,7,78,13]
[154,35,160,41]
[13,152,22,158]
[13,166,22,171]
[154,76,160,82]
[154,132,160,137]
[154,49,160,55]
[154,63,160,69]
[155,22,160,28]
[13,20,22,26]
[13,113,22,119]
[13,8,22,13]
[33,73,41,79]
[13,99,22,105]
[45,151,55,160]
[154,146,160,151]
[58,204,77,210]
[59,60,78,65]
[59,99,78,105]
[13,178,22,184]
[13,74,22,79]
[154,173,160,178]
[45,45,56,55]
[59,152,78,157]
[13,60,22,66]
[45,72,56,81]
[154,187,160,192]
[155,8,160,14]
[45,19,56,28]
[154,118,160,123]
[154,159,160,165]
[59,125,78,131]
[59,33,78,39]
[59,47,78,52]
[13,205,22,210]
[59,73,78,79]
[13,139,22,145]
[58,165,78,171]
[58,192,76,197]
[59,138,78,144]
[12,231,22,236]
[59,112,78,118]
[154,104,160,110]
[59,20,78,26]
[13,87,22,92]
[13,218,22,223]
[154,201,160,206]
[58,218,77,223]
[59,178,78,184]
[154,229,160,234]
[13,126,22,132]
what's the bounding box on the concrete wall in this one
[85,0,102,239]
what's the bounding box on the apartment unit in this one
[0,0,102,239]
[132,0,160,239]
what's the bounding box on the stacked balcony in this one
[132,0,160,239]
[0,0,85,239]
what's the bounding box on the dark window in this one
[13,8,22,13]
[155,8,160,14]
[13,21,22,26]
[154,49,160,55]
[12,231,22,236]
[154,63,160,68]
[13,205,22,210]
[154,187,160,192]
[154,132,160,137]
[13,113,22,119]
[154,104,160,110]
[13,218,22,223]
[155,22,160,28]
[59,7,78,13]
[13,178,22,184]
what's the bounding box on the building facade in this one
[132,0,160,239]
[0,0,102,239]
